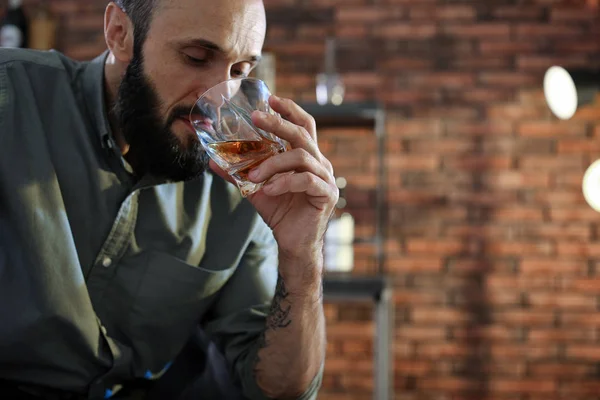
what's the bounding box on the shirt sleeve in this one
[202,216,323,400]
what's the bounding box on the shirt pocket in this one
[128,251,236,372]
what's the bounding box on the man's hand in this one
[211,95,338,288]
[209,95,333,397]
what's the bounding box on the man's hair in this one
[113,0,157,49]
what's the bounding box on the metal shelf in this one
[304,101,392,400]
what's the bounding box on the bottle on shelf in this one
[29,1,57,50]
[324,177,355,273]
[1,0,28,48]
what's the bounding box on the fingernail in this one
[255,111,267,119]
[249,168,260,180]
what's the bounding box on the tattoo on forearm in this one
[254,275,293,369]
[268,275,292,330]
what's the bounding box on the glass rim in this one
[189,76,268,122]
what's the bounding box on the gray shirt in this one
[0,49,321,400]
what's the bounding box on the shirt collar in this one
[82,50,118,151]
[82,51,135,174]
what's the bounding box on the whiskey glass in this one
[189,77,289,197]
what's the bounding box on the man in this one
[0,0,337,399]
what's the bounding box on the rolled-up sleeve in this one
[202,218,323,400]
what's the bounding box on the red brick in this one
[342,72,381,88]
[550,7,600,21]
[517,121,587,137]
[492,6,545,19]
[555,172,588,189]
[528,329,597,343]
[487,276,556,291]
[520,155,586,171]
[528,191,587,206]
[411,308,472,325]
[566,345,600,360]
[487,104,547,120]
[387,257,443,273]
[564,278,600,293]
[515,23,584,37]
[489,379,557,394]
[375,23,437,38]
[479,41,539,54]
[557,139,600,153]
[386,190,446,205]
[386,154,440,170]
[326,358,373,374]
[412,106,479,120]
[561,313,600,327]
[529,363,591,378]
[480,72,540,87]
[340,375,375,393]
[395,327,446,340]
[488,207,545,222]
[556,41,600,53]
[449,88,514,104]
[409,138,475,154]
[446,192,519,207]
[380,90,431,106]
[335,25,368,38]
[528,292,596,310]
[551,208,600,222]
[406,239,466,255]
[483,172,551,189]
[409,5,476,20]
[520,259,588,275]
[561,381,600,396]
[296,25,328,39]
[512,223,589,241]
[571,105,600,121]
[327,323,374,338]
[444,24,511,37]
[410,72,476,88]
[379,57,434,70]
[517,55,589,70]
[394,360,435,376]
[453,326,517,342]
[446,258,515,274]
[336,6,396,22]
[489,345,559,361]
[418,378,482,392]
[445,121,514,137]
[451,57,513,70]
[492,311,556,327]
[487,241,554,256]
[341,340,372,356]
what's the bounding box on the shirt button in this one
[102,257,112,268]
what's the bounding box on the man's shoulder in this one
[0,48,83,74]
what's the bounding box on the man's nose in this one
[195,70,234,101]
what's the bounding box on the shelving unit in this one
[299,102,392,400]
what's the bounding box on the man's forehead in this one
[154,0,266,55]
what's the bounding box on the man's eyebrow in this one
[180,38,226,54]
[179,39,262,64]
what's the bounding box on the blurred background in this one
[5,0,600,399]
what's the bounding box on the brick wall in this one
[267,1,600,399]
[8,0,600,399]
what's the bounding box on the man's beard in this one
[113,51,208,182]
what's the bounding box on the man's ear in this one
[104,2,134,63]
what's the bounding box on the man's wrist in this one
[278,248,324,303]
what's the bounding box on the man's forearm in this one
[253,258,325,399]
